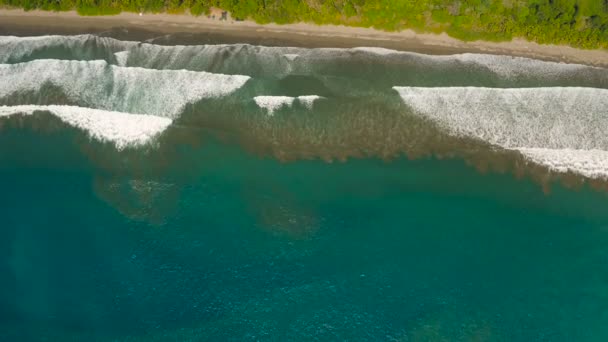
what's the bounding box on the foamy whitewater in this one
[0,59,250,117]
[114,51,130,67]
[283,54,299,61]
[2,34,608,180]
[394,87,608,179]
[3,34,600,82]
[0,53,250,148]
[254,95,323,115]
[0,35,137,63]
[0,105,171,149]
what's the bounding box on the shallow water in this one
[1,35,608,341]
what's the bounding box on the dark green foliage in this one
[1,0,607,48]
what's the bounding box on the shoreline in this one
[1,9,608,67]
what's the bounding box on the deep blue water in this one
[1,130,608,341]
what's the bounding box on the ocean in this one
[1,34,608,341]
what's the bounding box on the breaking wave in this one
[2,34,608,184]
[0,35,137,64]
[254,95,323,115]
[394,86,608,179]
[0,59,250,118]
[0,105,171,149]
[4,35,605,87]
[0,56,249,148]
[517,148,608,180]
[354,47,592,79]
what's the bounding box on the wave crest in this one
[0,105,172,149]
[394,86,608,178]
[254,95,324,115]
[0,59,251,118]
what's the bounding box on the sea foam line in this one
[126,41,601,79]
[353,46,595,78]
[3,35,600,82]
[0,34,138,64]
[517,148,608,180]
[0,105,172,150]
[393,86,608,179]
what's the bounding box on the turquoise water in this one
[1,35,608,341]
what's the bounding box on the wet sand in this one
[1,9,607,67]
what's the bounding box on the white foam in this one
[297,95,324,109]
[254,95,324,115]
[345,46,602,80]
[450,53,588,79]
[353,47,397,56]
[517,148,608,180]
[2,35,603,81]
[0,105,171,149]
[254,96,295,115]
[123,42,306,77]
[0,59,251,118]
[0,34,136,63]
[283,54,299,61]
[114,51,130,66]
[394,86,608,179]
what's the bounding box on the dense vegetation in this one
[1,0,607,48]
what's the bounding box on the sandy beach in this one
[1,9,608,67]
